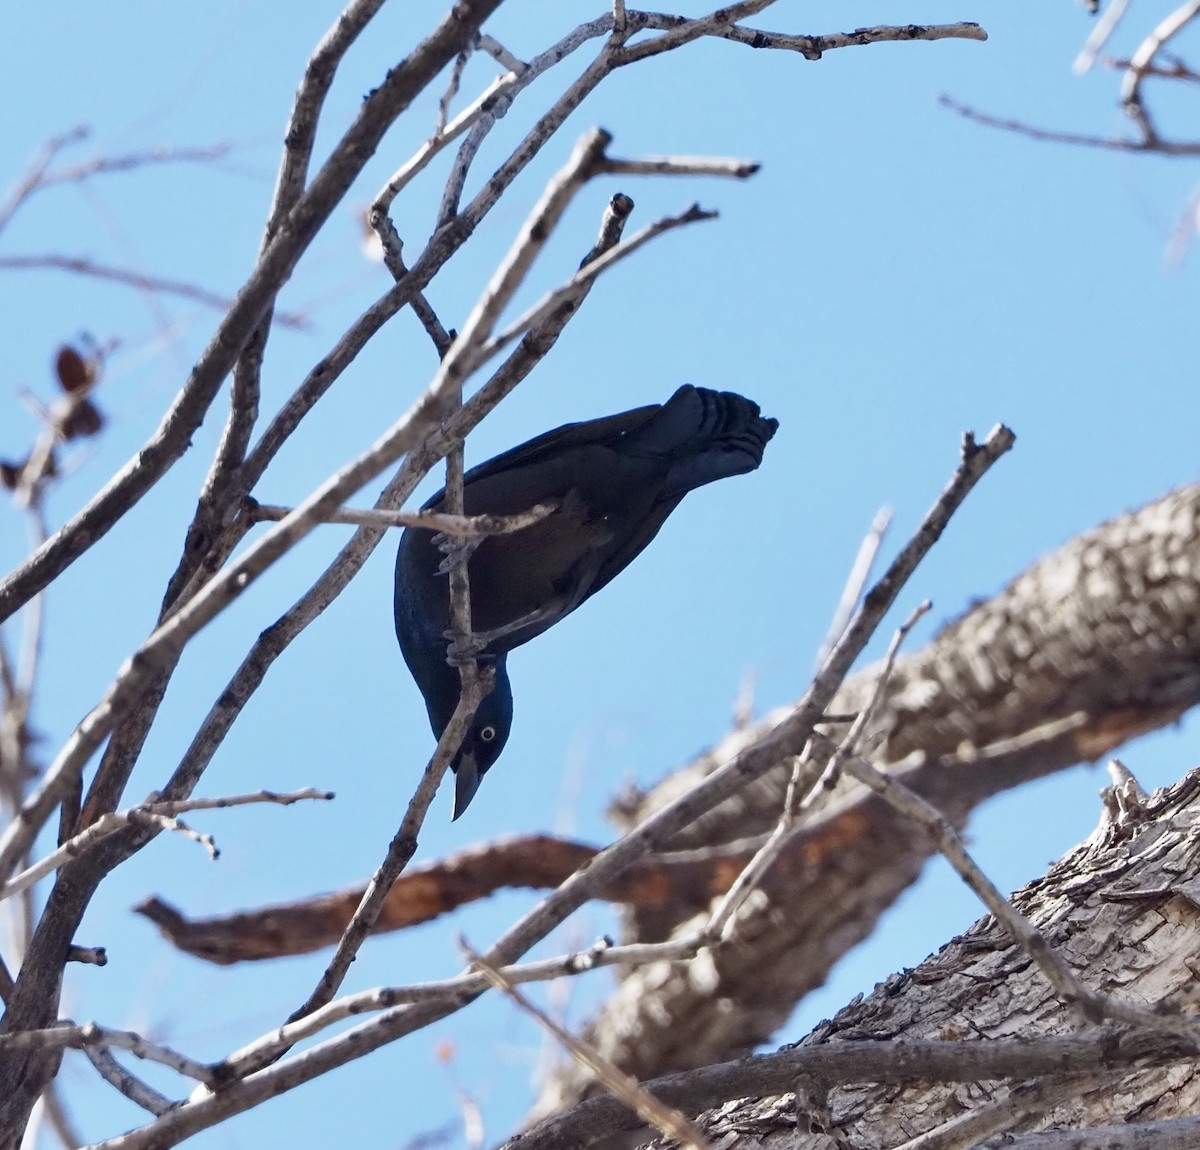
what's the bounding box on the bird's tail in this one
[622,385,778,497]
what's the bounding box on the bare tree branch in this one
[939,92,1200,155]
[0,788,331,901]
[81,1047,174,1118]
[0,1022,214,1086]
[0,130,230,236]
[1120,0,1200,144]
[0,256,309,328]
[701,19,987,60]
[947,0,1200,158]
[245,499,560,536]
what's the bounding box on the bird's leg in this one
[451,601,564,650]
[447,549,608,652]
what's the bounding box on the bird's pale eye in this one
[479,725,497,743]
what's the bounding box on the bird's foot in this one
[443,630,489,667]
[434,531,482,575]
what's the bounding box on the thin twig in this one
[843,600,931,754]
[436,44,474,136]
[360,218,454,358]
[478,203,721,364]
[41,1085,84,1150]
[462,940,713,1150]
[268,0,391,238]
[1109,55,1200,83]
[476,33,525,75]
[246,500,559,536]
[596,155,759,178]
[701,19,988,61]
[1075,0,1130,72]
[0,256,308,329]
[803,597,930,813]
[67,945,107,967]
[441,401,479,720]
[703,747,825,942]
[732,667,756,731]
[710,602,928,941]
[82,1046,174,1117]
[0,1022,214,1085]
[1121,0,1200,142]
[817,507,891,668]
[616,0,789,64]
[938,94,1200,156]
[0,789,331,901]
[141,787,334,814]
[434,127,615,392]
[0,126,88,234]
[372,72,517,215]
[0,131,229,236]
[135,812,217,861]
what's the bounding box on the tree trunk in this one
[515,762,1200,1149]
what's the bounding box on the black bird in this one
[394,385,778,819]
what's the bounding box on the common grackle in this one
[394,385,778,819]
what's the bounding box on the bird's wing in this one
[476,489,684,637]
[423,404,661,509]
[582,492,687,604]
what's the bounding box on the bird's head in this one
[449,667,514,820]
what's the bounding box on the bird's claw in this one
[443,630,489,666]
[434,531,482,575]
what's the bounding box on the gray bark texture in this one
[531,481,1200,1122]
[514,759,1200,1150]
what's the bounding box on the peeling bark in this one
[516,764,1200,1149]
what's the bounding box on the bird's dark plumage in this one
[394,385,778,818]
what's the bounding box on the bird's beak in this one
[452,751,482,821]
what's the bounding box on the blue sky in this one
[2,1,1198,1146]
